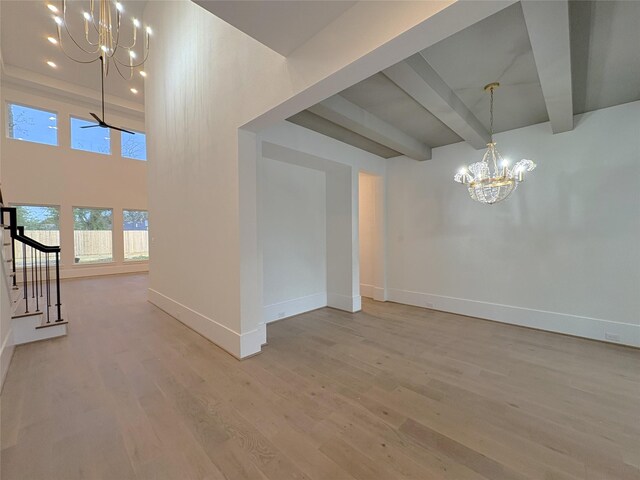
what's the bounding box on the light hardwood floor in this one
[1,273,639,480]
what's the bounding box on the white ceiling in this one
[192,0,357,56]
[289,0,640,157]
[1,0,149,105]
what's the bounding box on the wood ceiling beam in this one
[521,0,573,133]
[308,95,431,161]
[383,54,491,150]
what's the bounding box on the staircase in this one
[1,203,68,345]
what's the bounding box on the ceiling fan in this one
[81,56,135,135]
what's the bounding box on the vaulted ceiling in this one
[288,1,640,159]
[0,0,148,114]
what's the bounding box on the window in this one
[123,210,149,261]
[73,207,113,264]
[121,131,147,160]
[70,117,111,154]
[12,205,60,266]
[6,103,58,146]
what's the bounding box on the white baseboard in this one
[263,292,327,323]
[360,284,375,299]
[60,263,149,279]
[148,288,265,359]
[0,331,15,392]
[360,284,387,302]
[328,292,362,313]
[388,288,640,348]
[16,263,149,281]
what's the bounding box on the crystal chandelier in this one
[50,0,151,78]
[454,82,536,205]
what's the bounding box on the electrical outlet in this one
[604,332,620,343]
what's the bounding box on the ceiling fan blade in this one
[80,125,101,129]
[108,125,136,135]
[90,112,103,123]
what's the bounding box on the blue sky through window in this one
[7,104,58,146]
[71,117,111,155]
[121,131,147,160]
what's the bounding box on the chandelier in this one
[454,82,536,205]
[50,0,151,78]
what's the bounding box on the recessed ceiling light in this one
[139,71,147,78]
[130,88,138,94]
[47,61,57,68]
[47,4,58,13]
[47,36,58,45]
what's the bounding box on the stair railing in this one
[1,207,63,323]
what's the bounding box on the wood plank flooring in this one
[1,273,639,479]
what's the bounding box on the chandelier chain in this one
[489,85,494,141]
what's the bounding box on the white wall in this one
[259,157,326,323]
[387,101,640,347]
[1,227,15,391]
[0,84,148,278]
[359,172,377,298]
[144,0,520,358]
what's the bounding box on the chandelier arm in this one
[61,5,102,55]
[116,29,138,50]
[56,26,102,63]
[112,59,134,81]
[108,7,122,57]
[112,37,150,69]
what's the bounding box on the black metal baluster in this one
[22,242,28,313]
[45,253,50,324]
[35,248,39,312]
[55,251,62,322]
[39,250,44,297]
[31,247,35,299]
[11,235,16,288]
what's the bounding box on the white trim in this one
[61,263,148,279]
[263,292,327,323]
[360,284,375,299]
[16,263,149,281]
[0,330,15,392]
[361,284,387,302]
[328,293,361,313]
[1,65,143,118]
[148,288,264,359]
[388,288,640,348]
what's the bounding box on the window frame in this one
[69,115,112,156]
[72,206,115,266]
[5,101,59,147]
[120,129,147,161]
[10,203,62,268]
[122,208,149,263]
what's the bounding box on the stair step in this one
[3,242,10,246]
[36,320,68,329]
[12,310,43,319]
